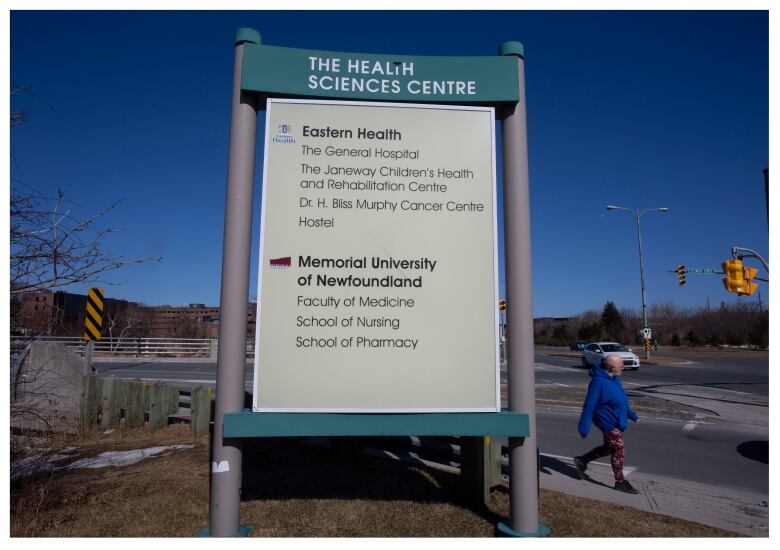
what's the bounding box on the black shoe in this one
[573,456,587,479]
[614,480,639,494]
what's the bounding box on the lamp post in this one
[605,205,669,360]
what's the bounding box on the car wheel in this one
[581,357,589,368]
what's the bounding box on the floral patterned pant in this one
[581,428,625,482]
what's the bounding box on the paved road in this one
[531,348,768,498]
[533,347,769,398]
[94,347,769,398]
[537,407,768,495]
[92,348,768,498]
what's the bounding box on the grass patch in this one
[10,425,738,537]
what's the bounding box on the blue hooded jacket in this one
[578,364,638,438]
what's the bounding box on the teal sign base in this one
[497,521,552,537]
[223,410,530,438]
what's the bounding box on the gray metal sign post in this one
[207,28,260,537]
[497,43,550,537]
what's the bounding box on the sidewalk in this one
[538,384,769,537]
[540,455,769,537]
[630,384,769,427]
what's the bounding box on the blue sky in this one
[9,10,769,317]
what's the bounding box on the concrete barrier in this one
[12,342,86,433]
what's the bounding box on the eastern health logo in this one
[269,256,292,270]
[272,124,295,144]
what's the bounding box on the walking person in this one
[573,353,640,494]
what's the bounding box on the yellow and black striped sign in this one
[83,288,105,341]
[644,338,652,351]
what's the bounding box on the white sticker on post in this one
[212,461,230,473]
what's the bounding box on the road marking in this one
[650,416,713,425]
[540,378,569,387]
[538,452,637,476]
[535,362,580,371]
[682,415,711,432]
[699,386,764,397]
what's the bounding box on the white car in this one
[581,342,640,370]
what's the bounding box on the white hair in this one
[604,354,623,370]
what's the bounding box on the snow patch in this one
[61,445,194,470]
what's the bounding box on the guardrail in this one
[10,336,215,358]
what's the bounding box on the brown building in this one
[13,291,256,341]
[143,303,256,340]
[14,291,58,335]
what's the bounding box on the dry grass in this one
[10,424,739,537]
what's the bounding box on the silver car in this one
[581,342,640,370]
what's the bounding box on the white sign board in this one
[642,328,652,339]
[253,99,499,412]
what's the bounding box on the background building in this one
[12,291,257,341]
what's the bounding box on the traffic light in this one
[677,265,686,286]
[499,299,507,311]
[722,259,760,296]
[722,259,745,293]
[740,266,759,297]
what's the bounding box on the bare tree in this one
[10,187,161,295]
[105,305,150,351]
[11,84,161,296]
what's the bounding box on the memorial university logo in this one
[269,256,292,270]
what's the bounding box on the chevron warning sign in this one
[83,288,105,341]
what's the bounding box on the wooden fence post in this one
[147,382,170,432]
[168,386,180,416]
[100,377,122,430]
[125,380,145,429]
[79,375,103,431]
[191,386,214,437]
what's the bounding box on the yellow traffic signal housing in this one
[499,299,507,311]
[722,259,746,293]
[740,266,759,296]
[677,265,686,286]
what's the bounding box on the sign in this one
[641,328,652,339]
[241,43,520,104]
[83,287,104,341]
[253,99,499,412]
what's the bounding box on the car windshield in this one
[601,344,629,352]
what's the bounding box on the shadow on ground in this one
[736,440,768,464]
[539,454,614,490]
[236,436,506,526]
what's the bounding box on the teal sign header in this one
[240,36,521,104]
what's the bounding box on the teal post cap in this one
[235,28,261,45]
[497,521,551,537]
[499,41,524,58]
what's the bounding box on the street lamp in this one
[605,205,669,360]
